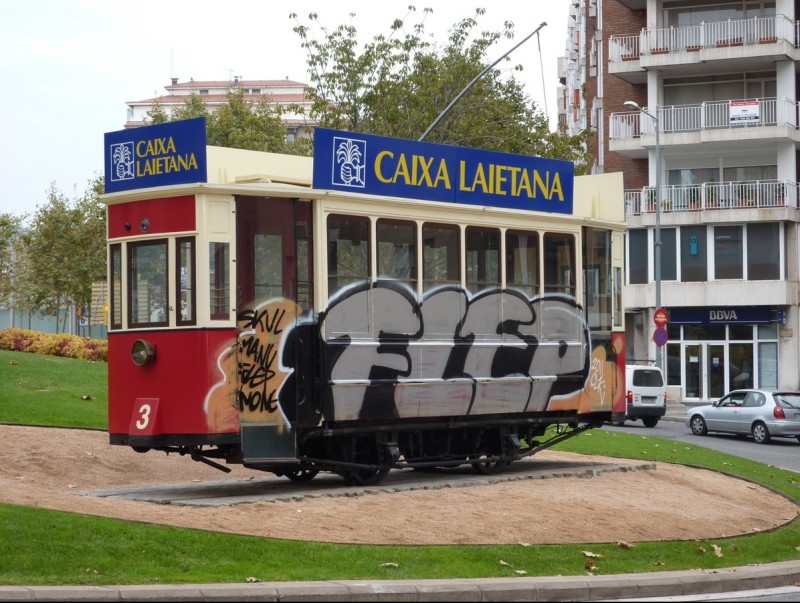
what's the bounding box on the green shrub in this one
[0,328,107,362]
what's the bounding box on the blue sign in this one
[653,327,669,346]
[312,128,574,214]
[668,306,771,325]
[104,117,208,193]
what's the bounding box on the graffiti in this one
[204,298,300,432]
[319,281,593,422]
[204,281,618,431]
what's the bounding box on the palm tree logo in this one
[111,142,135,182]
[334,138,365,188]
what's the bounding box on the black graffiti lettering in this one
[253,307,286,335]
[238,387,279,413]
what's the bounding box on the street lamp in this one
[624,100,662,372]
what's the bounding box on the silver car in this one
[686,389,800,444]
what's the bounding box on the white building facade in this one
[124,77,316,141]
[561,0,800,403]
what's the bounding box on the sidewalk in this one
[3,560,800,601]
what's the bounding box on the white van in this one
[620,364,667,427]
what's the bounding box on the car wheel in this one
[642,417,659,428]
[690,415,707,436]
[752,422,771,444]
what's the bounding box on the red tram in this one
[103,118,627,484]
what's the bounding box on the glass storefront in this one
[666,319,777,400]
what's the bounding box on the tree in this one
[0,213,22,308]
[291,7,593,172]
[13,178,106,332]
[147,89,312,156]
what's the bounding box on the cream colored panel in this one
[208,200,230,235]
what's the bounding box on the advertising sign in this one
[312,128,574,214]
[104,117,208,193]
[729,100,760,125]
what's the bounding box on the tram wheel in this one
[469,455,510,475]
[285,469,319,482]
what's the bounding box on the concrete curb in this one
[2,560,800,601]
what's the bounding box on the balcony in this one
[624,180,798,218]
[609,15,800,82]
[609,98,800,156]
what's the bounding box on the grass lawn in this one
[0,349,799,586]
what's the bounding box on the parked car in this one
[619,364,667,427]
[686,389,800,444]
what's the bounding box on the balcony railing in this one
[624,180,798,216]
[609,14,796,61]
[610,98,799,140]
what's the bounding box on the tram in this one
[103,117,627,484]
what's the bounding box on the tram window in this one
[176,237,195,326]
[129,240,168,327]
[377,219,416,289]
[110,244,122,329]
[328,214,370,297]
[465,226,499,294]
[422,223,460,292]
[506,230,539,297]
[544,233,575,297]
[583,227,611,330]
[254,232,283,301]
[209,242,230,320]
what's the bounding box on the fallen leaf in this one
[245,577,260,583]
[582,551,602,558]
[712,544,723,558]
[617,541,634,549]
[518,542,531,547]
[81,395,92,400]
[381,562,399,568]
[697,547,706,554]
[652,560,665,566]
[585,561,598,572]
[499,560,512,567]
[515,570,527,576]
[9,360,18,366]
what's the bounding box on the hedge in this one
[0,328,107,362]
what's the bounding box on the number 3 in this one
[135,404,151,430]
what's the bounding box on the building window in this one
[714,225,743,279]
[661,228,677,281]
[628,229,648,284]
[680,225,707,282]
[747,222,780,280]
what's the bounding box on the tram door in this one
[235,196,314,461]
[684,343,725,401]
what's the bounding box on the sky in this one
[0,0,570,219]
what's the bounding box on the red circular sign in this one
[654,307,668,328]
[653,326,669,346]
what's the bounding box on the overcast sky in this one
[0,0,569,218]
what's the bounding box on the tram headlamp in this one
[131,339,156,366]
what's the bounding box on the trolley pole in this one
[419,21,548,142]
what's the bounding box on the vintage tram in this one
[103,118,627,485]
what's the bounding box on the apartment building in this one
[124,77,316,141]
[560,0,799,402]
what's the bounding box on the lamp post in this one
[625,100,662,371]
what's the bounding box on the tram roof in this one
[102,144,625,227]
